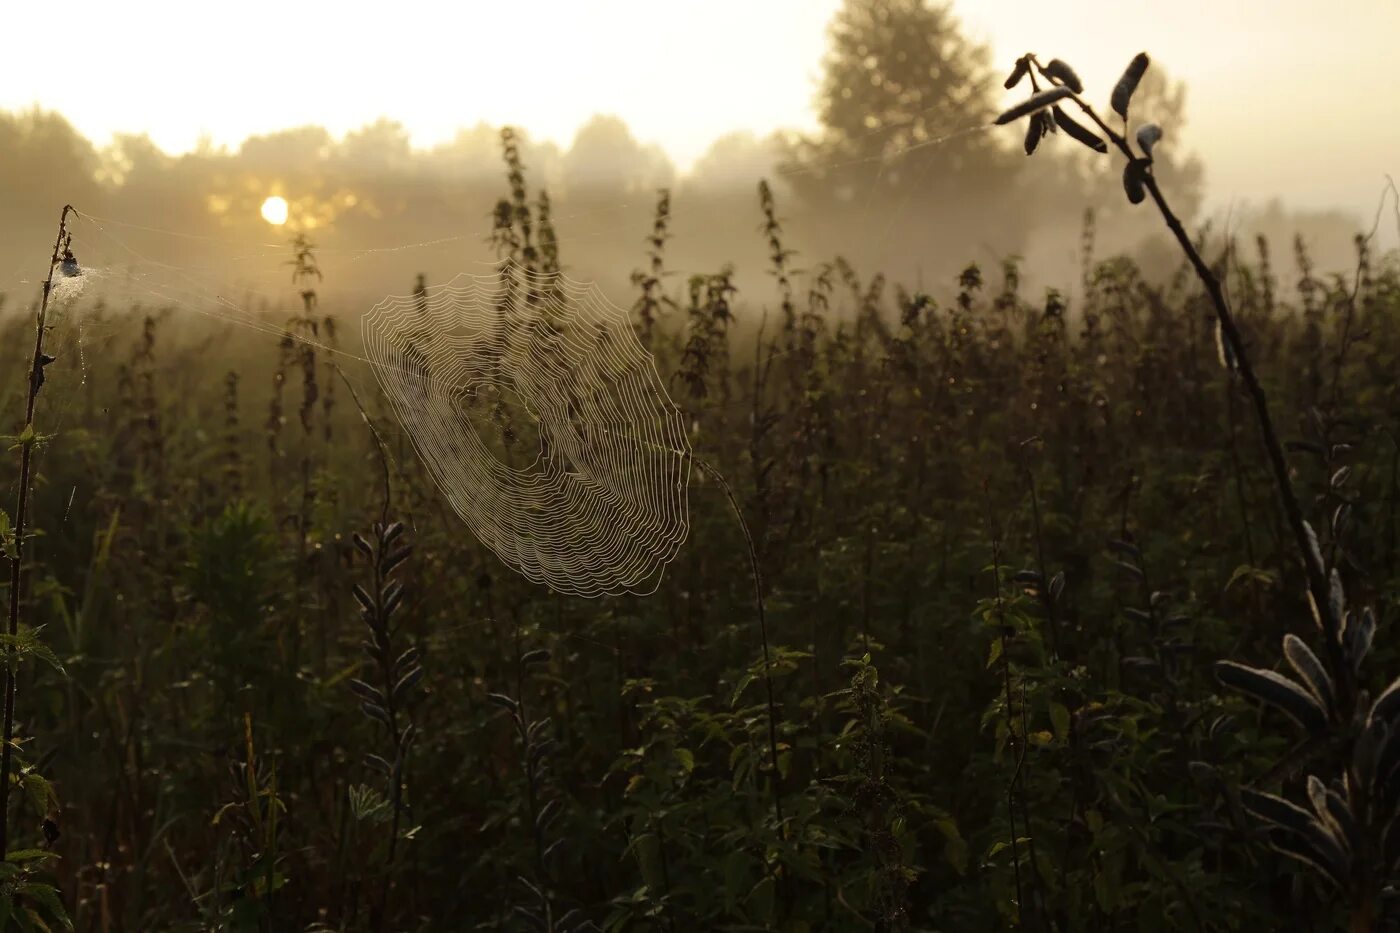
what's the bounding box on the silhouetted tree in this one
[562,115,674,201]
[788,0,1011,208]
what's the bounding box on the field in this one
[0,147,1398,932]
[1,9,1400,928]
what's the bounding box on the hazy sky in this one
[3,0,1397,222]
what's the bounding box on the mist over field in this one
[1,2,1399,930]
[1,0,1393,313]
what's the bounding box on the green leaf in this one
[17,882,71,930]
[1282,634,1335,717]
[672,747,695,774]
[729,672,755,708]
[986,638,1003,669]
[936,818,968,875]
[3,850,56,863]
[1049,702,1071,742]
[1215,660,1327,734]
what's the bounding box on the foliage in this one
[0,48,1397,933]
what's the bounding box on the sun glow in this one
[260,195,289,226]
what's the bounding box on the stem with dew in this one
[2,204,73,855]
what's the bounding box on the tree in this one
[561,115,674,201]
[787,0,1012,208]
[783,0,1028,282]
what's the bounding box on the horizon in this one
[2,1,1396,229]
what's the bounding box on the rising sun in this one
[260,195,289,226]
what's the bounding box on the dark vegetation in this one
[3,3,1400,932]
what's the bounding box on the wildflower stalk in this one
[2,204,74,856]
[1005,55,1343,691]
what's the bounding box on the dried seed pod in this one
[1111,52,1150,120]
[1136,123,1163,158]
[1122,159,1148,205]
[1003,56,1030,89]
[1042,58,1083,93]
[1053,106,1108,153]
[995,86,1075,125]
[1024,111,1047,155]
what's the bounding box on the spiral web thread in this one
[362,260,691,597]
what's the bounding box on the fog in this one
[1,0,1395,320]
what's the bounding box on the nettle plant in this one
[999,49,1400,928]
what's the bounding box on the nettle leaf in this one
[1214,660,1326,734]
[1282,634,1335,718]
[995,87,1076,126]
[1052,106,1108,153]
[1111,52,1150,120]
[1041,58,1084,93]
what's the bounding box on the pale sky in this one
[3,0,1397,222]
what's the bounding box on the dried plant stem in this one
[2,204,73,855]
[1068,97,1345,689]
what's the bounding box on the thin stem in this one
[692,456,786,830]
[332,364,392,528]
[2,204,73,856]
[1066,90,1345,694]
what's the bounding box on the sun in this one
[260,195,289,226]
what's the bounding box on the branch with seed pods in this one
[998,50,1344,699]
[999,50,1400,930]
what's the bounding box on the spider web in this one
[362,259,691,597]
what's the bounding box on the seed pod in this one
[1003,56,1030,90]
[1024,111,1047,155]
[1052,106,1108,153]
[1122,159,1148,205]
[1136,123,1163,158]
[995,86,1075,125]
[1111,53,1150,120]
[1042,58,1083,93]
